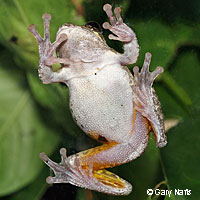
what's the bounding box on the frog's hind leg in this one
[40,111,150,195]
[40,147,132,195]
[132,52,167,148]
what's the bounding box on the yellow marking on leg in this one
[130,108,137,135]
[88,131,109,143]
[93,169,125,188]
[76,142,118,170]
[87,130,100,141]
[143,116,151,136]
[132,109,151,137]
[80,142,117,157]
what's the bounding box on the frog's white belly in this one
[68,64,135,143]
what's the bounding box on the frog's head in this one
[56,22,113,63]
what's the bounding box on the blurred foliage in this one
[0,0,199,200]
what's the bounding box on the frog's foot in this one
[132,53,167,148]
[28,14,68,66]
[102,4,135,43]
[28,14,69,83]
[40,148,132,195]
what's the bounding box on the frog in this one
[28,3,167,195]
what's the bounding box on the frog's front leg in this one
[133,53,167,148]
[103,4,139,65]
[28,14,70,84]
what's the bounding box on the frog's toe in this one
[28,24,43,43]
[42,13,51,21]
[114,7,123,24]
[46,176,65,184]
[133,52,164,89]
[103,4,117,26]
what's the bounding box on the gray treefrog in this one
[28,3,167,195]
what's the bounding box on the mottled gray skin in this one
[28,3,167,195]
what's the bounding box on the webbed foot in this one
[102,4,134,43]
[132,53,167,148]
[40,148,132,195]
[28,14,68,83]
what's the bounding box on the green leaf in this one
[3,167,49,200]
[161,72,192,107]
[174,24,200,46]
[75,188,87,200]
[168,51,200,109]
[161,113,200,200]
[160,51,200,200]
[133,21,176,69]
[0,0,84,71]
[0,53,59,196]
[154,84,187,120]
[164,192,176,200]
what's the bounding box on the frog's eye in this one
[85,21,103,34]
[85,21,105,40]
